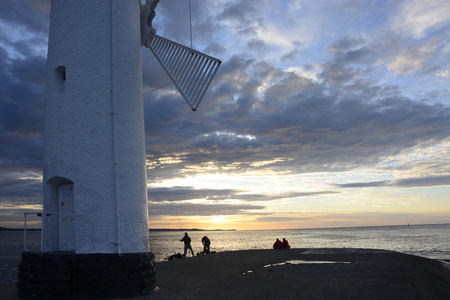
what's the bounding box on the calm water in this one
[1,223,449,284]
[149,223,450,262]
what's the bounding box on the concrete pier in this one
[4,248,450,299]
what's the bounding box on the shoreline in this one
[2,248,450,299]
[149,248,450,299]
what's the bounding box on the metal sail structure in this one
[141,0,222,111]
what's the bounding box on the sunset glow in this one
[1,0,450,230]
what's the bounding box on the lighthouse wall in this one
[43,0,149,254]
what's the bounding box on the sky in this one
[1,0,449,230]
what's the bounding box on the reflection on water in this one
[1,224,449,283]
[264,262,286,267]
[286,260,352,264]
[245,260,354,275]
[149,224,450,262]
[263,260,353,268]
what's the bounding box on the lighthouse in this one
[18,0,221,298]
[43,0,149,255]
[18,1,154,298]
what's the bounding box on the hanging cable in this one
[189,0,193,48]
[143,82,173,96]
[143,0,193,98]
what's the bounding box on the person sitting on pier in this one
[282,238,290,249]
[273,238,283,249]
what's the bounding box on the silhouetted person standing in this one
[180,232,195,257]
[202,236,211,254]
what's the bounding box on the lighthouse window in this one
[55,66,66,92]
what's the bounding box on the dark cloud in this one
[1,0,449,226]
[0,52,45,171]
[336,181,389,188]
[281,45,303,63]
[148,186,338,202]
[146,51,450,180]
[218,0,265,35]
[11,55,47,85]
[255,216,311,222]
[336,175,450,188]
[255,212,430,225]
[151,0,225,55]
[0,0,50,36]
[0,0,48,224]
[0,175,41,208]
[148,202,265,216]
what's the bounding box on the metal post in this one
[41,213,44,252]
[23,213,28,252]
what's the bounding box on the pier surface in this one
[3,248,450,299]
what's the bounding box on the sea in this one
[1,223,449,284]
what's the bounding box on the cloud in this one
[0,0,49,59]
[0,173,42,212]
[256,211,450,225]
[335,175,450,188]
[145,50,450,181]
[148,186,338,202]
[387,37,444,75]
[252,211,444,229]
[148,202,266,216]
[0,53,45,171]
[255,216,311,223]
[392,0,450,39]
[437,70,450,78]
[1,0,450,228]
[335,181,389,188]
[147,186,339,218]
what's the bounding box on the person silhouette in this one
[201,236,211,255]
[180,232,195,257]
[273,238,283,249]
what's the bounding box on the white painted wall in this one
[43,0,149,254]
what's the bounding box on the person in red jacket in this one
[282,238,290,249]
[273,238,283,249]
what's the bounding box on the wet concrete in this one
[147,248,450,300]
[3,248,450,299]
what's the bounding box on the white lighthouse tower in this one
[42,0,148,255]
[19,1,152,298]
[18,0,221,298]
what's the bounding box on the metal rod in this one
[147,35,222,111]
[40,213,44,252]
[195,61,221,108]
[184,54,203,94]
[171,48,187,80]
[192,60,214,102]
[188,56,209,97]
[111,0,122,255]
[24,213,28,252]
